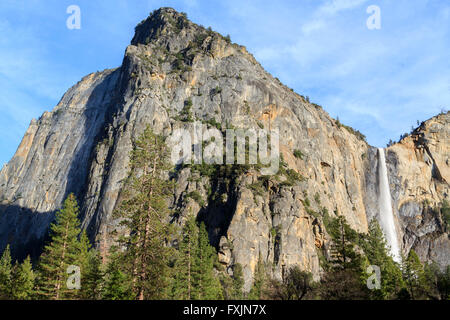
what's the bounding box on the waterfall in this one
[377,148,401,263]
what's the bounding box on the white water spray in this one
[377,148,401,263]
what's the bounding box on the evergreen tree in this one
[0,245,12,299]
[193,222,222,300]
[37,194,84,300]
[435,265,450,300]
[171,217,222,300]
[114,126,175,300]
[218,271,233,300]
[102,250,134,300]
[80,249,104,300]
[265,266,316,300]
[78,231,91,273]
[402,250,428,299]
[172,216,198,299]
[283,266,315,300]
[318,215,368,299]
[231,263,244,300]
[248,256,268,300]
[11,256,36,300]
[328,215,362,271]
[361,219,404,299]
[319,268,368,300]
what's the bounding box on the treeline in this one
[0,126,448,300]
[258,216,450,300]
[0,194,100,300]
[0,127,244,300]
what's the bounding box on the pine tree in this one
[80,249,104,300]
[328,215,361,271]
[402,250,428,299]
[283,266,316,300]
[361,219,403,299]
[37,193,84,300]
[231,263,244,300]
[436,265,450,300]
[114,126,175,300]
[171,217,222,300]
[193,222,222,300]
[248,255,268,300]
[171,216,198,299]
[102,250,134,300]
[318,215,369,299]
[219,271,233,300]
[0,245,12,299]
[11,256,36,300]
[78,231,91,273]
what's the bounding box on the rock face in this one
[0,8,448,290]
[386,113,449,267]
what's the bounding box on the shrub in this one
[179,100,194,122]
[293,149,304,160]
[186,191,205,207]
[314,193,321,205]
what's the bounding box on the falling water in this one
[377,148,401,263]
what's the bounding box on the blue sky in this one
[0,0,449,166]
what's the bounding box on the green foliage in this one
[172,51,192,73]
[11,256,36,300]
[186,191,205,207]
[171,216,199,299]
[80,249,104,300]
[327,215,362,270]
[335,117,366,141]
[231,264,244,299]
[114,126,175,300]
[319,268,369,300]
[440,199,450,231]
[194,32,208,47]
[402,250,429,300]
[277,266,316,300]
[282,169,304,186]
[424,262,450,300]
[203,118,222,130]
[0,245,12,299]
[185,98,193,108]
[248,179,267,199]
[36,194,86,300]
[102,250,134,300]
[248,256,268,300]
[314,193,321,205]
[178,99,195,122]
[318,215,369,299]
[270,226,281,245]
[293,149,304,159]
[277,154,305,187]
[171,217,222,300]
[360,219,404,299]
[194,222,223,299]
[436,265,450,300]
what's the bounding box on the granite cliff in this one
[0,8,448,290]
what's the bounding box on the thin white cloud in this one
[317,0,369,16]
[301,0,369,35]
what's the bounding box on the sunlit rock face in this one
[385,112,449,267]
[0,7,448,289]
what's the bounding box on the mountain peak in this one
[131,7,194,46]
